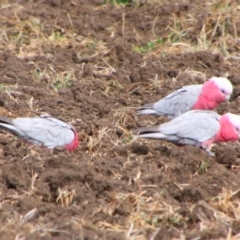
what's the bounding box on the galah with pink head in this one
[137,77,233,119]
[135,110,240,156]
[0,114,79,151]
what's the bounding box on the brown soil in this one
[0,0,240,239]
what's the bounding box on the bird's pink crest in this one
[214,114,240,143]
[65,131,79,151]
[192,77,232,110]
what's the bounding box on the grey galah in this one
[135,110,240,156]
[0,115,79,150]
[137,77,233,119]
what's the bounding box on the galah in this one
[135,110,240,156]
[0,115,79,151]
[137,77,233,119]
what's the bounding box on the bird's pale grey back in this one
[152,85,202,118]
[12,117,75,148]
[159,110,220,142]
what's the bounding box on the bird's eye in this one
[221,89,226,94]
[236,127,240,132]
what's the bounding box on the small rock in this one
[130,142,149,155]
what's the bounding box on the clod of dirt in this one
[154,226,178,240]
[130,72,141,83]
[231,85,240,101]
[166,69,178,78]
[153,145,171,156]
[0,135,11,146]
[16,197,40,214]
[174,186,205,203]
[215,101,229,115]
[116,128,124,137]
[113,145,128,157]
[232,220,240,235]
[214,145,238,167]
[117,97,127,105]
[176,72,194,85]
[195,51,224,69]
[2,162,30,190]
[90,176,113,197]
[113,202,132,216]
[130,142,149,155]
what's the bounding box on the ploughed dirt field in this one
[1,0,240,239]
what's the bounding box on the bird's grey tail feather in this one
[0,116,22,136]
[135,126,168,139]
[135,132,167,139]
[0,116,14,125]
[136,125,160,134]
[137,109,158,115]
[142,103,154,108]
[137,103,159,115]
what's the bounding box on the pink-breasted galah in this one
[135,110,240,156]
[0,115,79,151]
[137,77,233,119]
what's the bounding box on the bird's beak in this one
[225,94,230,100]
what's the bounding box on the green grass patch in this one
[133,38,164,54]
[103,0,130,4]
[54,72,73,89]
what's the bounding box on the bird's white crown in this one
[225,113,240,129]
[210,77,233,95]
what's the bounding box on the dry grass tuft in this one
[87,187,240,239]
[0,207,70,239]
[112,108,135,128]
[142,0,240,56]
[209,188,240,221]
[87,126,111,156]
[190,188,240,238]
[94,191,188,238]
[56,188,76,207]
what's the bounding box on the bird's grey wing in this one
[41,116,76,147]
[159,110,220,142]
[13,117,75,148]
[40,115,75,129]
[152,85,202,118]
